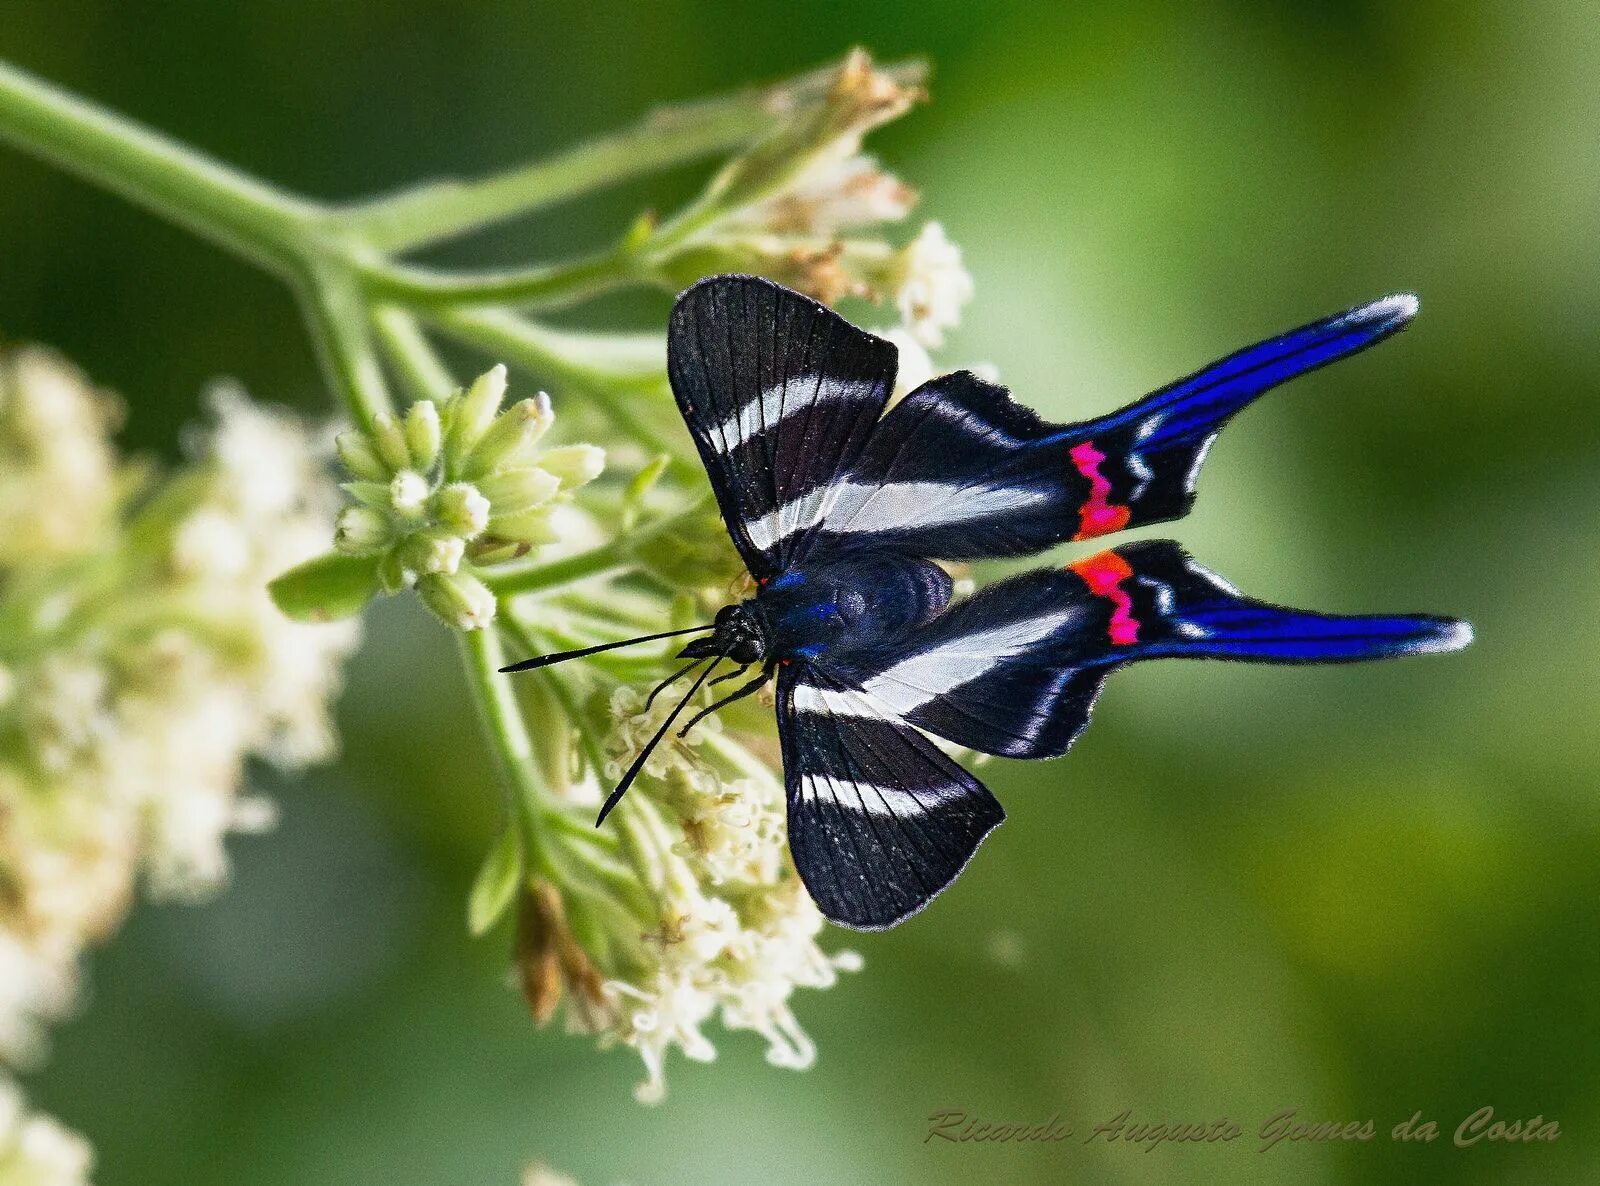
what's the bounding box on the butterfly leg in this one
[709,663,750,687]
[676,666,772,737]
[645,655,713,709]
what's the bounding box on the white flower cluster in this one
[0,1080,92,1186]
[662,50,974,353]
[891,221,973,349]
[585,689,859,1104]
[0,348,121,567]
[332,366,604,631]
[738,150,916,237]
[0,346,358,1178]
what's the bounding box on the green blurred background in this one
[4,1,1597,1183]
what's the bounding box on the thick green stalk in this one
[370,305,457,402]
[459,626,554,849]
[333,57,891,253]
[368,245,650,311]
[0,58,320,274]
[296,267,395,429]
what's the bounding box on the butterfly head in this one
[680,602,766,665]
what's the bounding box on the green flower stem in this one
[370,305,457,403]
[0,58,319,274]
[522,652,610,783]
[459,625,558,860]
[331,56,894,253]
[482,495,709,598]
[297,267,395,429]
[426,307,695,473]
[369,244,652,311]
[0,57,688,441]
[482,544,637,599]
[463,628,655,916]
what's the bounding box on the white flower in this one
[0,933,77,1069]
[606,686,720,784]
[572,692,860,1103]
[0,1079,93,1186]
[607,965,720,1105]
[0,345,359,1170]
[894,221,974,349]
[0,347,121,566]
[735,152,916,236]
[875,326,937,400]
[196,380,332,522]
[521,1166,584,1186]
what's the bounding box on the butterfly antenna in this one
[595,656,723,827]
[644,655,710,710]
[498,624,712,673]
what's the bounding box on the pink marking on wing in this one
[1068,440,1132,541]
[1068,551,1140,645]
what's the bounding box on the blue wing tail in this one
[1114,540,1473,663]
[1062,294,1419,539]
[822,539,1469,763]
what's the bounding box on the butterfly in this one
[505,274,1471,930]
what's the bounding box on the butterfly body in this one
[510,274,1472,931]
[734,550,955,665]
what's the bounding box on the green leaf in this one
[268,551,381,622]
[468,826,524,936]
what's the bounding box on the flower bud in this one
[417,570,496,631]
[446,364,508,464]
[389,469,430,519]
[336,429,389,481]
[487,508,561,547]
[535,444,606,491]
[464,395,552,478]
[475,467,561,516]
[434,482,491,538]
[404,399,442,471]
[693,50,922,229]
[339,480,391,510]
[333,506,391,555]
[371,411,413,473]
[402,531,465,576]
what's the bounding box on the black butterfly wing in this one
[809,369,1081,560]
[809,295,1417,561]
[776,665,1004,931]
[667,275,897,580]
[829,540,1471,760]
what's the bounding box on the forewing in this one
[777,666,1004,931]
[808,295,1417,561]
[809,369,1081,560]
[667,275,897,579]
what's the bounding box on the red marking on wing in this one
[1068,441,1132,541]
[1068,551,1140,645]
